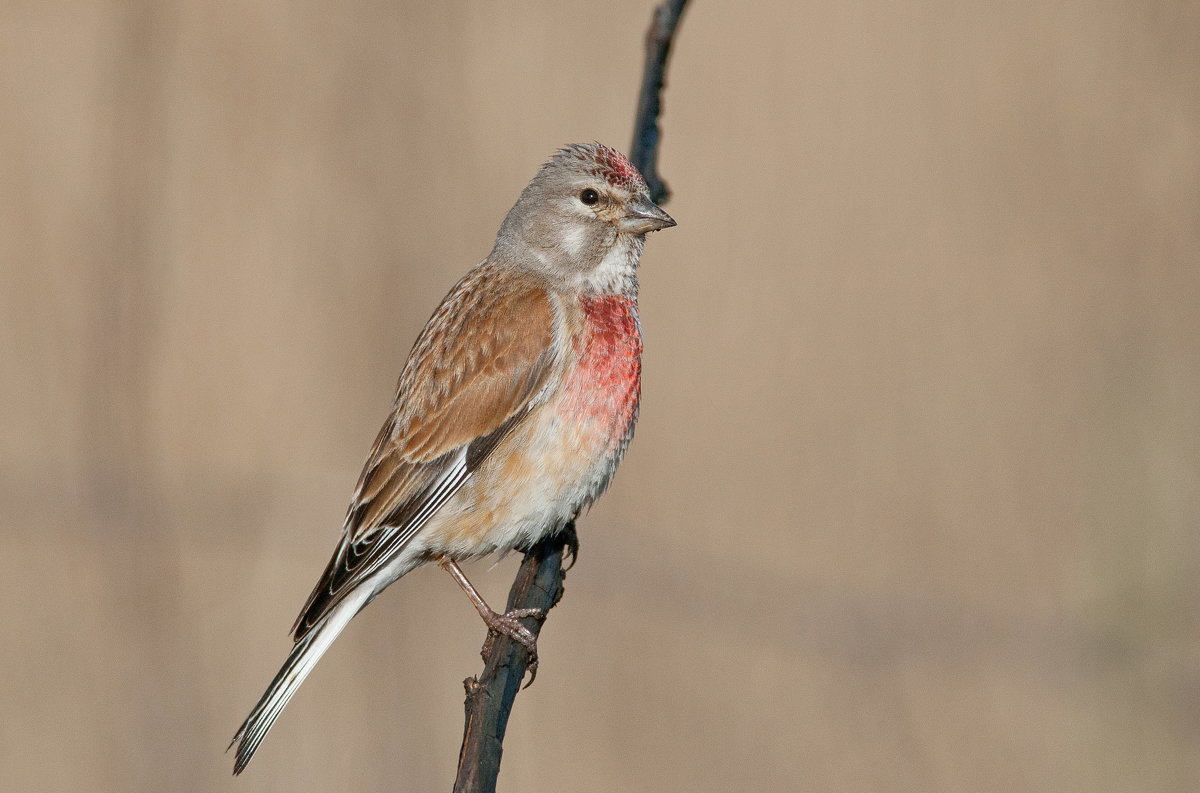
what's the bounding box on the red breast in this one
[558,293,642,451]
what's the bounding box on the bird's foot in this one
[439,557,547,686]
[480,607,546,686]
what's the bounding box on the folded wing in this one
[291,274,558,639]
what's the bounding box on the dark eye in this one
[579,188,600,206]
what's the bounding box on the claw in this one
[562,521,580,571]
[440,558,546,687]
[481,608,542,686]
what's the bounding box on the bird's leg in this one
[439,558,546,678]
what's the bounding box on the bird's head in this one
[495,143,675,290]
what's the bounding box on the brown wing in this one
[291,271,558,639]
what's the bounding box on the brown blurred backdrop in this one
[2,2,1198,791]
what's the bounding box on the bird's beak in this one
[619,195,676,234]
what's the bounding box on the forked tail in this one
[229,587,370,774]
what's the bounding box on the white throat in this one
[573,234,643,296]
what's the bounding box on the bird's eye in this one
[579,188,600,206]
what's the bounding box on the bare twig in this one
[452,523,575,793]
[629,0,690,203]
[451,4,688,791]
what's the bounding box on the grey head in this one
[492,143,675,288]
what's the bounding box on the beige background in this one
[2,1,1198,791]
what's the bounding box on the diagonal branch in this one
[451,4,689,792]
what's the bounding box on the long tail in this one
[230,587,371,774]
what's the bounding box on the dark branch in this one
[452,4,689,791]
[451,523,574,793]
[629,0,690,205]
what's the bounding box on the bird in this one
[230,143,675,774]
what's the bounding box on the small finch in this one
[231,143,674,773]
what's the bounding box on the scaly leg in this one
[439,558,545,680]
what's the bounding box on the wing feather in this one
[291,272,558,639]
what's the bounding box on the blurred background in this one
[2,1,1198,791]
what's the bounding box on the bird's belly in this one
[426,400,633,558]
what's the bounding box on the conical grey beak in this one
[619,196,676,234]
